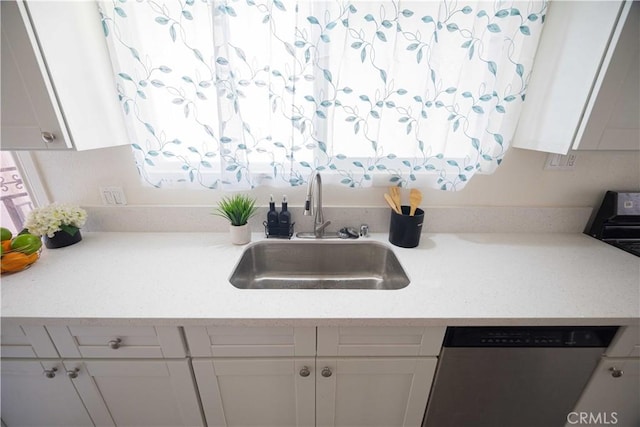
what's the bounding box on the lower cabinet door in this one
[1,360,96,427]
[315,357,438,427]
[65,359,204,427]
[567,357,640,427]
[192,358,315,427]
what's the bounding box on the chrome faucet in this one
[301,171,331,238]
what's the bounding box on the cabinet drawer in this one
[184,326,316,357]
[317,326,446,357]
[46,326,185,358]
[1,324,58,358]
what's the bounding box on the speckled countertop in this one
[1,232,638,326]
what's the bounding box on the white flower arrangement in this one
[24,203,88,238]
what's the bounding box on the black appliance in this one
[585,191,640,257]
[422,326,618,427]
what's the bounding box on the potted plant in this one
[23,203,88,249]
[214,194,258,245]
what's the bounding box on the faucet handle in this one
[317,220,331,234]
[360,224,369,237]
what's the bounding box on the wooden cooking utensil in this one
[384,193,401,214]
[389,186,402,213]
[409,188,422,216]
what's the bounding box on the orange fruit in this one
[0,251,38,273]
[1,240,12,252]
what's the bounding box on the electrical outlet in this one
[544,152,578,171]
[100,186,127,205]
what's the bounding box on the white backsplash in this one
[83,205,593,234]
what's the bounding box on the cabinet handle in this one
[299,366,310,377]
[321,367,332,378]
[609,367,623,378]
[66,368,80,379]
[108,338,122,349]
[41,132,56,143]
[43,367,58,379]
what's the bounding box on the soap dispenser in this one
[279,195,291,230]
[267,195,279,227]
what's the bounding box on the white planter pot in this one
[229,223,251,245]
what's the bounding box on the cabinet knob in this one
[610,367,623,378]
[108,338,122,349]
[321,367,332,378]
[43,367,58,379]
[41,132,56,143]
[299,366,310,377]
[66,368,80,379]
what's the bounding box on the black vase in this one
[44,230,82,249]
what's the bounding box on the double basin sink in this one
[229,241,410,290]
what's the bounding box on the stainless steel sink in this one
[229,241,410,290]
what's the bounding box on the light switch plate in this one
[544,151,578,171]
[100,186,127,205]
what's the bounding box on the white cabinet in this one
[317,326,445,357]
[1,323,203,427]
[0,359,95,427]
[187,326,317,427]
[185,325,316,357]
[0,323,58,358]
[46,325,186,358]
[567,358,639,427]
[47,325,203,427]
[567,326,640,427]
[0,324,100,427]
[2,324,445,427]
[65,359,203,427]
[193,357,316,427]
[1,359,203,427]
[1,0,70,150]
[316,327,442,427]
[315,357,437,427]
[187,326,445,427]
[575,1,639,151]
[192,356,437,427]
[1,0,129,151]
[513,0,639,154]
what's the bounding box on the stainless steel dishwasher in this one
[422,326,618,427]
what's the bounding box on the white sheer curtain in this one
[99,0,547,190]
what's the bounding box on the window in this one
[100,0,548,190]
[0,152,37,234]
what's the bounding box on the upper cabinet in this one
[1,0,69,150]
[513,0,639,154]
[1,0,129,151]
[576,1,639,151]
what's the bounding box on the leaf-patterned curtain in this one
[99,0,547,190]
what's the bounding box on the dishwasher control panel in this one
[443,326,618,348]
